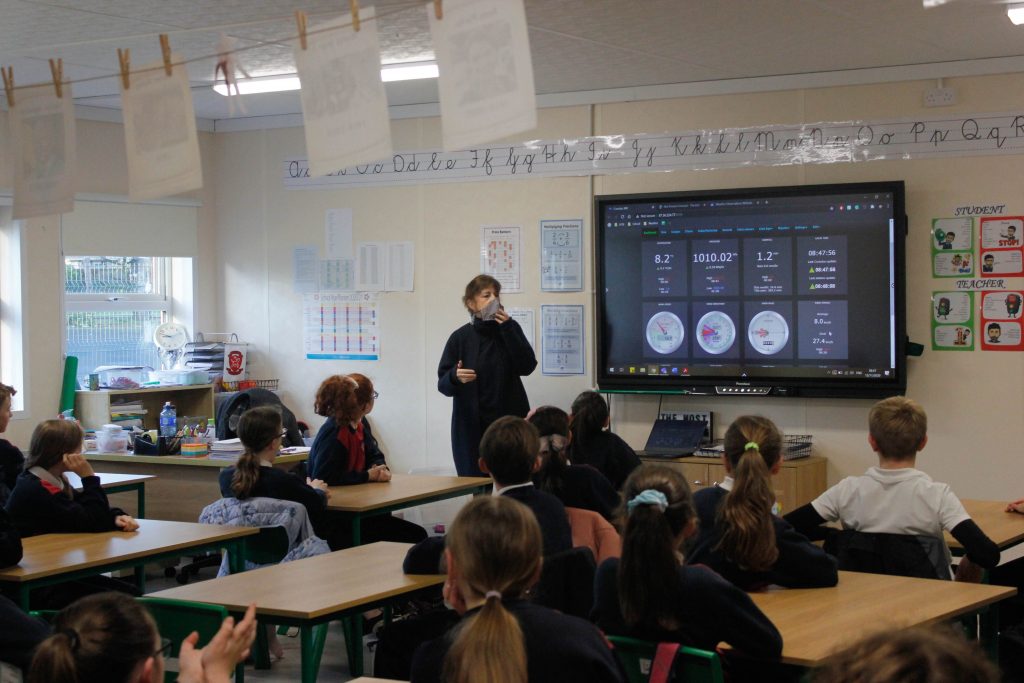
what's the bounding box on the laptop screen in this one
[644,419,707,454]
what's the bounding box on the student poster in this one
[979,218,1024,276]
[303,292,380,361]
[541,219,583,291]
[480,226,521,292]
[980,290,1024,351]
[931,217,973,278]
[541,304,584,375]
[931,291,974,351]
[11,83,76,219]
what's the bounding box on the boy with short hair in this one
[786,396,998,578]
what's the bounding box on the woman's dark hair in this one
[26,419,84,473]
[568,390,608,460]
[314,373,374,424]
[717,416,783,572]
[461,274,501,313]
[617,464,694,631]
[231,406,284,498]
[528,406,571,498]
[28,592,159,683]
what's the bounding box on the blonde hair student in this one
[687,416,837,590]
[591,464,783,671]
[409,496,624,683]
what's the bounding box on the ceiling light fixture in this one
[213,60,438,96]
[1008,3,1024,25]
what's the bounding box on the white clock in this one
[153,322,189,351]
[645,311,684,355]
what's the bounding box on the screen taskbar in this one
[605,365,895,379]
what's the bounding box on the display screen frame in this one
[594,181,908,398]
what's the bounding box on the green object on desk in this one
[59,356,79,415]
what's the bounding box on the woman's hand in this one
[115,514,139,531]
[494,306,509,324]
[178,603,257,683]
[63,453,95,477]
[455,360,477,384]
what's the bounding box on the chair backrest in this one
[532,545,596,619]
[137,597,233,683]
[823,529,950,580]
[607,636,724,683]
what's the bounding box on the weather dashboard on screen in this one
[595,182,907,398]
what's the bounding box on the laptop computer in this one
[638,419,707,458]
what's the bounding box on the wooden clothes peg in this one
[49,58,63,98]
[295,10,308,50]
[1,66,13,108]
[159,34,173,76]
[117,48,131,90]
[351,0,361,31]
[434,0,443,20]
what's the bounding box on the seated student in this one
[567,391,640,490]
[409,496,625,683]
[0,383,24,506]
[28,592,257,683]
[528,406,618,520]
[308,374,425,547]
[0,505,50,673]
[687,416,837,590]
[785,396,999,579]
[592,464,783,670]
[5,419,139,537]
[219,406,330,534]
[812,625,998,683]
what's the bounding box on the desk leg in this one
[136,483,146,519]
[981,602,1000,663]
[300,625,320,683]
[18,586,30,611]
[351,514,362,547]
[228,540,247,574]
[341,616,364,677]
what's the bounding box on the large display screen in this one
[596,182,907,398]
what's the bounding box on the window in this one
[0,208,25,412]
[64,256,170,383]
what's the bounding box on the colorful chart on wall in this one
[979,217,1024,276]
[302,292,380,361]
[932,217,974,278]
[980,290,1024,351]
[931,291,974,351]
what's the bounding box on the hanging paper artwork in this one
[11,83,76,219]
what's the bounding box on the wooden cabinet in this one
[640,455,827,514]
[75,385,215,431]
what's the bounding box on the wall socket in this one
[923,87,956,108]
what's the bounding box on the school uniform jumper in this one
[437,318,537,477]
[688,482,838,590]
[0,439,24,507]
[535,463,619,520]
[5,470,126,537]
[0,508,48,672]
[218,463,328,535]
[410,599,626,683]
[569,431,641,491]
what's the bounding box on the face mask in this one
[476,297,501,321]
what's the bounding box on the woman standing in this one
[437,275,537,476]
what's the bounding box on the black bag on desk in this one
[215,388,303,447]
[132,433,180,455]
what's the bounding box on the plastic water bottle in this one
[159,402,177,438]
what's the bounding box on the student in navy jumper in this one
[592,464,783,676]
[567,391,639,490]
[0,506,49,673]
[437,274,537,477]
[687,416,837,590]
[308,373,426,547]
[0,383,24,506]
[410,495,625,683]
[528,406,618,520]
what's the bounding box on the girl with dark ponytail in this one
[409,496,624,683]
[687,416,837,590]
[592,464,782,666]
[567,391,639,490]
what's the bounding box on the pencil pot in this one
[157,435,182,456]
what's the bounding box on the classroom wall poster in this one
[480,226,521,292]
[540,219,584,291]
[303,292,380,361]
[931,217,974,278]
[980,290,1024,351]
[541,304,584,375]
[979,217,1024,276]
[506,307,535,350]
[931,291,974,351]
[293,245,318,293]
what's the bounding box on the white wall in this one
[214,73,1024,499]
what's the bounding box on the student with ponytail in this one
[218,406,330,532]
[592,464,782,669]
[687,416,837,590]
[567,391,639,490]
[409,496,624,683]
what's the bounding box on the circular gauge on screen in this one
[695,311,736,355]
[645,311,684,355]
[748,310,790,355]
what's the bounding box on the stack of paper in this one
[110,400,147,429]
[209,438,245,460]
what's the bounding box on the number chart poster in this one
[303,292,380,361]
[541,304,584,375]
[980,290,1024,351]
[932,217,974,278]
[480,226,521,292]
[931,291,974,351]
[540,219,583,291]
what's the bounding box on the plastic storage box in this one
[95,366,153,390]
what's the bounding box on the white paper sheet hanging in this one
[11,83,76,219]
[326,208,354,259]
[121,56,203,201]
[480,226,521,293]
[303,292,380,361]
[541,219,583,291]
[385,241,415,291]
[507,307,535,350]
[320,258,355,291]
[541,304,585,375]
[293,245,319,293]
[295,9,392,176]
[428,0,536,150]
[357,241,386,291]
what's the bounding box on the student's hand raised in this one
[63,453,95,478]
[455,360,477,384]
[115,515,139,532]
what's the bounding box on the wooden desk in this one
[948,499,1024,552]
[0,519,257,610]
[748,570,1014,667]
[326,474,491,545]
[66,472,155,518]
[150,541,445,682]
[83,452,307,522]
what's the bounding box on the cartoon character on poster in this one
[959,254,971,273]
[1007,293,1022,318]
[987,323,1002,344]
[954,327,971,346]
[935,297,951,320]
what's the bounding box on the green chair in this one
[137,596,244,683]
[607,635,724,683]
